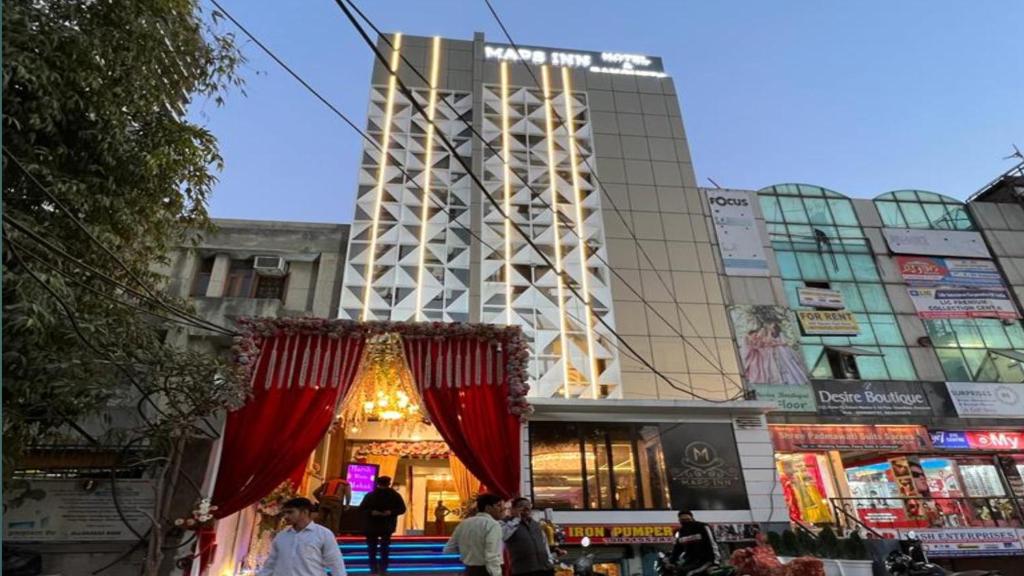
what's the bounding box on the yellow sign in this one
[797,310,859,335]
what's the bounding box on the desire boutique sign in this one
[484,44,667,78]
[811,380,954,417]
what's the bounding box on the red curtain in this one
[212,333,365,518]
[403,337,521,498]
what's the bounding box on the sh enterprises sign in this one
[812,380,955,417]
[707,190,769,277]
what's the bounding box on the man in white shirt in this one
[444,493,505,576]
[258,497,347,576]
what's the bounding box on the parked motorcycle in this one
[654,551,735,576]
[884,536,1001,576]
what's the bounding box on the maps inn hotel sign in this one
[484,43,668,78]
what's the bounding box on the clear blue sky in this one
[196,0,1024,224]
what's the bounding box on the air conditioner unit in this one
[253,256,288,277]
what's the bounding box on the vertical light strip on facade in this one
[361,32,403,321]
[500,62,514,325]
[414,36,442,321]
[560,67,601,399]
[541,65,574,398]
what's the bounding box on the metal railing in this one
[828,496,1023,532]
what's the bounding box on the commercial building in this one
[711,182,1024,562]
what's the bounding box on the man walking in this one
[444,493,505,576]
[359,476,406,574]
[501,498,561,576]
[257,497,346,576]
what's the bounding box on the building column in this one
[205,253,231,297]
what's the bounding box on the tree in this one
[3,0,248,572]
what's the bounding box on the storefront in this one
[770,425,1024,534]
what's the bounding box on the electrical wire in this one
[210,0,746,403]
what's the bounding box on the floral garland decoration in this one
[353,441,449,460]
[231,318,532,418]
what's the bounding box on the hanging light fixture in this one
[340,333,426,434]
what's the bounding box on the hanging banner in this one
[729,305,814,412]
[707,190,769,277]
[812,380,954,417]
[3,479,155,542]
[946,382,1024,418]
[770,425,932,452]
[896,256,1004,287]
[797,287,845,309]
[882,229,990,258]
[897,528,1024,557]
[796,310,860,335]
[906,287,1019,320]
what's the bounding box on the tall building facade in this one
[337,32,784,571]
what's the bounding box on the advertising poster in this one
[897,528,1024,557]
[3,479,155,542]
[660,422,749,510]
[796,310,860,336]
[346,462,379,507]
[946,382,1024,418]
[906,287,1019,320]
[882,229,990,259]
[930,430,1024,451]
[797,287,845,309]
[812,380,955,417]
[896,256,1004,287]
[770,425,932,452]
[706,190,769,277]
[729,305,814,412]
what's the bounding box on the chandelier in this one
[340,333,426,433]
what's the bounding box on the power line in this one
[211,0,743,403]
[3,146,238,337]
[338,0,741,389]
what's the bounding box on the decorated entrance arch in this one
[211,317,530,524]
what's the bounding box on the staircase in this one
[338,535,463,574]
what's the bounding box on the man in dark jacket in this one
[501,498,562,576]
[359,476,407,574]
[669,510,720,576]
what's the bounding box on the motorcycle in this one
[884,535,1001,576]
[654,551,735,576]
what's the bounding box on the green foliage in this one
[2,0,246,475]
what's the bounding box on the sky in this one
[196,0,1024,224]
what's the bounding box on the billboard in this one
[707,190,769,277]
[729,305,814,412]
[812,380,955,417]
[796,310,860,335]
[882,228,990,258]
[770,425,932,452]
[906,287,1018,320]
[3,479,154,542]
[946,382,1024,418]
[895,256,1004,287]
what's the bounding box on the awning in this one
[824,345,885,356]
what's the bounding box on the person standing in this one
[444,493,505,576]
[434,500,452,535]
[501,498,562,576]
[669,510,721,576]
[359,476,406,575]
[257,497,346,576]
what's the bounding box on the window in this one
[874,190,975,230]
[253,275,287,300]
[191,256,215,296]
[759,184,916,380]
[925,319,1024,382]
[225,259,255,297]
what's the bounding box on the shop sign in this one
[562,525,675,545]
[752,385,816,413]
[707,190,769,277]
[882,229,990,259]
[906,286,1019,320]
[812,380,955,417]
[896,528,1024,557]
[895,256,1004,288]
[796,310,859,336]
[930,430,1024,451]
[483,44,668,78]
[660,423,750,510]
[797,287,845,309]
[346,462,378,506]
[3,479,154,542]
[770,425,932,452]
[946,382,1024,418]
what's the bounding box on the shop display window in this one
[776,453,836,524]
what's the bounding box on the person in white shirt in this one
[444,493,505,576]
[258,497,347,576]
